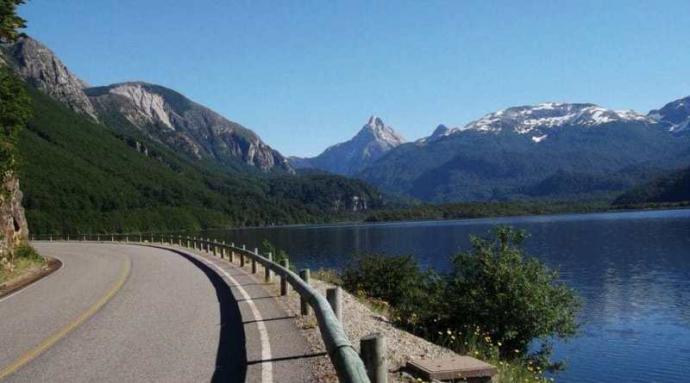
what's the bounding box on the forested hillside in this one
[614,166,690,206]
[18,86,382,235]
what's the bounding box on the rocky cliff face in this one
[2,36,292,173]
[86,82,293,172]
[0,172,29,272]
[1,36,97,120]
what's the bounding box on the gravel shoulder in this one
[260,271,459,382]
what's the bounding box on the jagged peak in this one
[358,115,405,146]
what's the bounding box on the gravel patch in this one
[261,269,458,382]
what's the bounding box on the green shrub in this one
[14,243,43,263]
[341,254,444,320]
[338,226,580,375]
[445,226,579,366]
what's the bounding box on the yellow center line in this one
[0,256,132,380]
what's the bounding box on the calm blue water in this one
[207,209,690,383]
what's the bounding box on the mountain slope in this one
[614,166,690,205]
[86,82,292,172]
[19,85,382,234]
[359,102,690,202]
[291,116,404,175]
[649,96,690,132]
[2,36,291,173]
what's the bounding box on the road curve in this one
[0,242,317,382]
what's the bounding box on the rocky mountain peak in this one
[357,115,405,147]
[1,36,97,120]
[649,96,690,132]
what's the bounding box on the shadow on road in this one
[156,247,247,383]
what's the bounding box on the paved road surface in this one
[0,242,317,382]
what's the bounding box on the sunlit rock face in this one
[2,36,98,120]
[86,81,293,172]
[0,173,28,272]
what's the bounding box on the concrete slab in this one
[406,355,497,382]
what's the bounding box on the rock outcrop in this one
[1,36,97,120]
[0,172,29,272]
[86,82,293,172]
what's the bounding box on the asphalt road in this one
[0,242,317,382]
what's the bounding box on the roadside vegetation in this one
[0,243,44,284]
[338,227,579,382]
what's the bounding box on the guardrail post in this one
[186,236,191,248]
[240,245,246,267]
[327,287,343,322]
[280,258,289,296]
[299,269,311,315]
[265,252,273,282]
[220,241,226,259]
[361,333,387,383]
[252,248,258,274]
[49,235,53,242]
[212,240,218,257]
[205,238,210,253]
[67,234,70,241]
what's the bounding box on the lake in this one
[206,209,690,383]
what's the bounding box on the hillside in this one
[18,85,383,235]
[614,166,690,205]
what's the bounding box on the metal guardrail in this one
[34,233,373,383]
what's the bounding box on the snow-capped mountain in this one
[417,124,460,143]
[360,100,690,202]
[291,116,405,175]
[648,96,690,132]
[457,102,655,143]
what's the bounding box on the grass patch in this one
[0,244,45,284]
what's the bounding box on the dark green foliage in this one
[268,174,383,213]
[14,242,42,263]
[259,239,290,268]
[614,166,690,205]
[0,0,25,42]
[445,227,579,360]
[0,65,31,176]
[339,227,580,370]
[365,200,610,222]
[341,254,441,311]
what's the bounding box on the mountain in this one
[1,36,97,119]
[291,116,405,175]
[1,36,291,173]
[85,82,291,172]
[359,102,690,202]
[648,96,690,132]
[614,166,690,205]
[0,36,384,233]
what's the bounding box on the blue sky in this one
[20,0,690,156]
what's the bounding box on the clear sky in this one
[19,0,690,156]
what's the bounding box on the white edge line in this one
[192,252,273,383]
